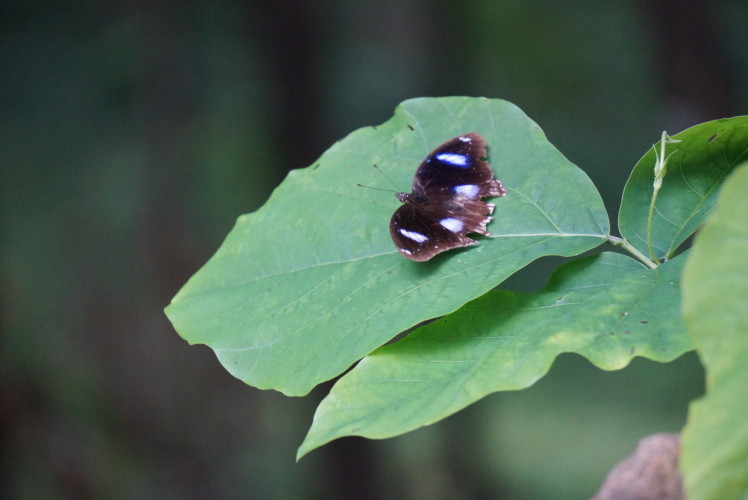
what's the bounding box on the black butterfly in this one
[390,132,507,261]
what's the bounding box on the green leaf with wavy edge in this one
[619,116,748,261]
[681,162,748,500]
[165,97,609,396]
[298,251,691,459]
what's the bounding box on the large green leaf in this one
[681,163,748,499]
[165,97,609,396]
[619,117,748,261]
[298,251,691,459]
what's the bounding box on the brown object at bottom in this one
[591,433,683,500]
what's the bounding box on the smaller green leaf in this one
[619,117,748,261]
[681,162,748,500]
[298,252,691,459]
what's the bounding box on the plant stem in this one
[646,131,680,263]
[608,235,658,270]
[646,184,660,263]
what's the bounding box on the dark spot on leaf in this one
[708,134,717,142]
[624,330,631,335]
[372,125,378,130]
[387,270,392,274]
[630,347,636,354]
[609,331,615,336]
[661,347,666,351]
[556,296,563,301]
[407,124,414,131]
[640,320,648,324]
[620,312,629,316]
[313,163,320,170]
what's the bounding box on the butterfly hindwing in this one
[390,203,478,261]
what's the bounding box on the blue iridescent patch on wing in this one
[452,184,479,198]
[434,152,470,168]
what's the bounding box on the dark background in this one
[2,1,745,498]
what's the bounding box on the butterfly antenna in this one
[371,163,400,191]
[357,163,401,193]
[356,183,396,193]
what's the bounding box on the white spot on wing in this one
[458,136,471,143]
[435,152,469,167]
[453,184,479,197]
[440,217,464,233]
[398,228,429,243]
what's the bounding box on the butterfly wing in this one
[411,132,505,201]
[389,201,479,262]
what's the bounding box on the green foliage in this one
[165,97,609,396]
[619,119,748,261]
[165,96,748,493]
[681,163,748,500]
[298,252,690,459]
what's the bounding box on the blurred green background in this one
[2,1,745,498]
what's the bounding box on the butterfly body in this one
[389,132,506,261]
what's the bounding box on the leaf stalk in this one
[608,235,658,270]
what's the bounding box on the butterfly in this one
[390,132,507,261]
